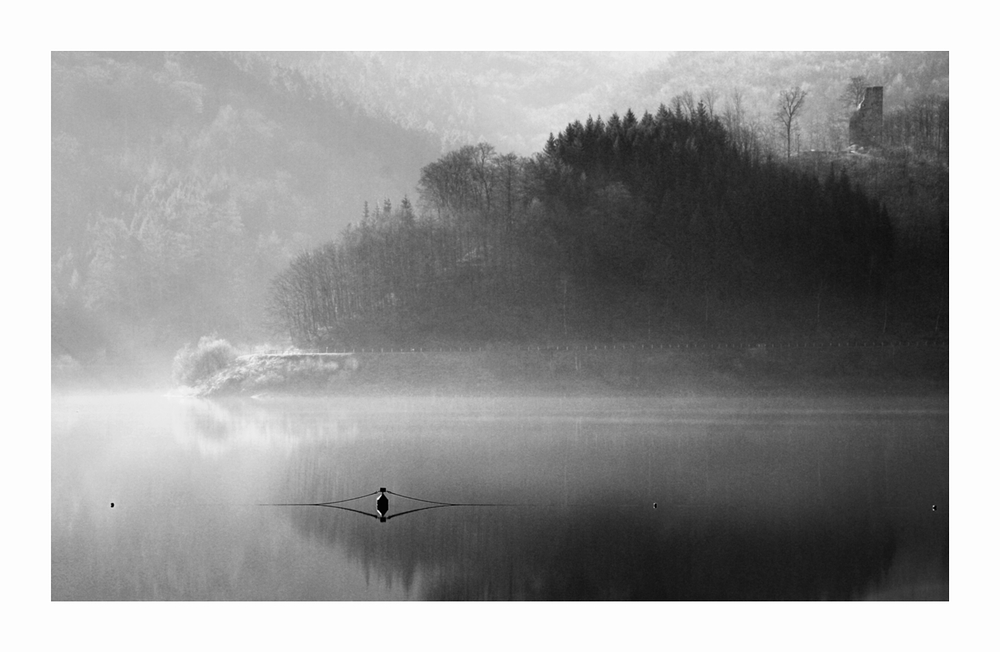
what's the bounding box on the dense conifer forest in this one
[269,104,932,348]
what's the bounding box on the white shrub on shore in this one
[172,336,237,387]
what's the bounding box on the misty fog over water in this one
[52,394,947,600]
[50,51,949,608]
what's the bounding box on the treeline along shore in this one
[173,341,947,398]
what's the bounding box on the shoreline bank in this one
[179,345,947,398]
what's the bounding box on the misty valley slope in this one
[52,51,439,368]
[50,52,947,392]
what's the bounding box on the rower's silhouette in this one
[376,488,389,522]
[262,487,541,523]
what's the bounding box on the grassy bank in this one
[189,345,947,398]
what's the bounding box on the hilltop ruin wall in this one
[849,86,884,148]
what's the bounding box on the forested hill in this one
[52,52,439,251]
[52,52,948,374]
[52,52,440,363]
[270,105,943,350]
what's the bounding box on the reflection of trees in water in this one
[288,497,897,600]
[171,398,361,455]
[160,397,943,599]
[276,421,927,600]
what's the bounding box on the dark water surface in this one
[52,393,947,600]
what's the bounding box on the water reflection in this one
[275,444,914,600]
[282,498,901,599]
[190,397,948,599]
[52,394,948,600]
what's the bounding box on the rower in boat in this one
[376,488,389,522]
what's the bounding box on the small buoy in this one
[653,502,657,509]
[931,504,937,511]
[110,502,114,508]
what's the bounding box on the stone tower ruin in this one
[849,86,883,148]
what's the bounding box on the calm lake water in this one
[51,393,948,600]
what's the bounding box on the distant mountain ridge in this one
[53,51,441,249]
[269,51,947,156]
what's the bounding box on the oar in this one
[256,490,381,508]
[110,488,655,522]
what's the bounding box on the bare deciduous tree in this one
[701,88,719,118]
[775,86,808,159]
[671,91,696,118]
